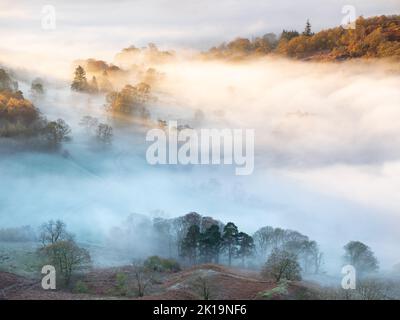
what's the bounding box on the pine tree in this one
[237,232,255,266]
[181,225,201,265]
[199,225,222,263]
[222,222,239,266]
[303,19,313,37]
[71,66,88,92]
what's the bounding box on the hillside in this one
[0,264,320,300]
[206,15,400,61]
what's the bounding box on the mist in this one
[0,46,399,278]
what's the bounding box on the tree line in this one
[207,15,400,60]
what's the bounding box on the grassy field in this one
[0,241,42,278]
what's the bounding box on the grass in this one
[258,280,289,299]
[0,241,42,278]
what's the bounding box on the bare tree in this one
[39,220,72,247]
[132,262,154,297]
[193,276,214,300]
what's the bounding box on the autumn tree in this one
[105,83,151,118]
[71,66,88,92]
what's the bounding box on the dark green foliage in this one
[199,225,222,263]
[237,232,255,266]
[303,19,313,37]
[280,30,300,41]
[181,225,201,264]
[221,222,239,266]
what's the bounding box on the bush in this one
[115,272,129,296]
[143,256,181,272]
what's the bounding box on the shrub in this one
[143,256,181,272]
[115,272,129,296]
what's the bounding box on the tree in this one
[237,232,255,266]
[227,38,253,53]
[79,115,99,133]
[280,30,300,41]
[132,261,154,297]
[143,256,180,272]
[41,240,91,285]
[343,241,379,275]
[199,225,222,263]
[193,276,214,300]
[221,222,239,266]
[31,78,44,95]
[89,76,99,93]
[253,226,275,258]
[71,66,88,92]
[96,123,113,144]
[99,70,113,92]
[39,220,71,246]
[303,19,313,37]
[105,83,151,118]
[43,119,71,147]
[262,249,302,282]
[38,220,91,285]
[0,69,15,91]
[181,225,201,265]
